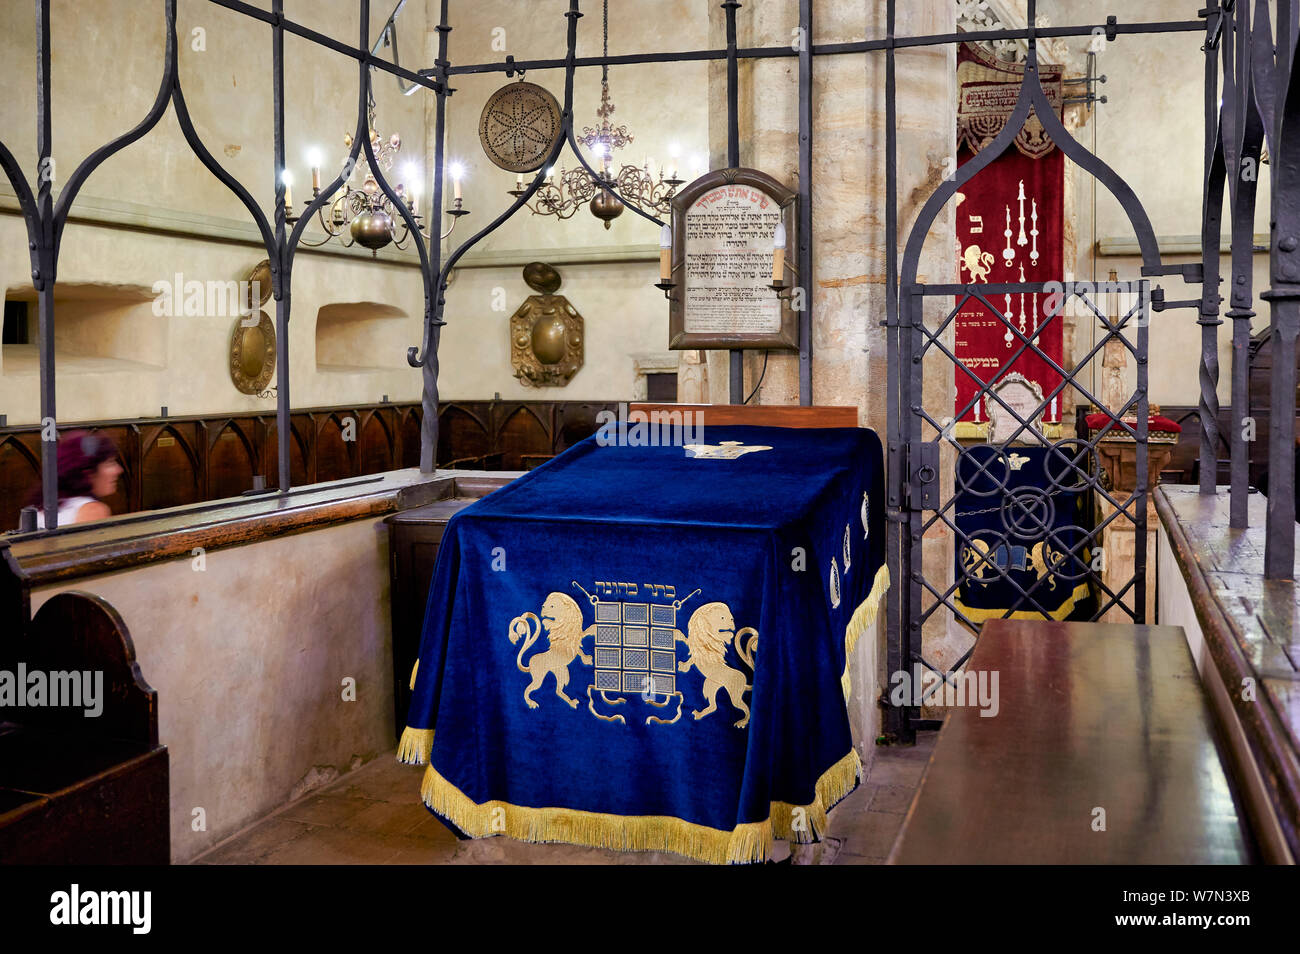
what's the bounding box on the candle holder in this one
[654,279,677,301]
[769,279,795,299]
[291,188,470,250]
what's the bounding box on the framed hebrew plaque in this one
[668,168,798,351]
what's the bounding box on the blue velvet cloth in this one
[405,424,887,852]
[952,444,1095,622]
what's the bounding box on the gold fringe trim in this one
[397,727,435,765]
[409,659,419,691]
[952,579,1091,623]
[952,421,1065,439]
[841,564,891,701]
[419,748,862,865]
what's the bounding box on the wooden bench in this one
[0,591,169,864]
[889,619,1257,864]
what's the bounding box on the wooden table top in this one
[891,619,1256,864]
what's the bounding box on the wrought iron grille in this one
[4,5,1299,754]
[891,279,1150,723]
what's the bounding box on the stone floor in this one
[192,730,937,865]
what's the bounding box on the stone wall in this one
[700,0,957,743]
[0,0,429,424]
[30,515,397,863]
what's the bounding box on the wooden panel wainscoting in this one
[0,400,621,531]
[0,403,425,531]
[435,400,619,471]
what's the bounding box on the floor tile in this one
[196,818,319,865]
[869,783,917,814]
[834,809,905,859]
[259,824,406,865]
[279,792,372,827]
[339,798,431,837]
[202,730,938,865]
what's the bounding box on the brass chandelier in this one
[507,0,682,228]
[287,98,468,255]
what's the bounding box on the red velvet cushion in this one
[1085,412,1182,434]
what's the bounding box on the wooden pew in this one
[889,619,1257,864]
[0,591,169,864]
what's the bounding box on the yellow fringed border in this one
[397,727,435,765]
[952,579,1091,623]
[409,659,419,691]
[419,748,862,865]
[841,564,891,701]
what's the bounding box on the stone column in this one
[705,0,957,736]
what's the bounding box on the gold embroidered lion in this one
[962,245,995,283]
[1029,541,1060,591]
[676,602,757,728]
[508,592,594,710]
[961,538,995,584]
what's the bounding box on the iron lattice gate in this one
[875,22,1195,742]
[887,277,1154,738]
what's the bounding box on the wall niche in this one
[314,302,410,373]
[1,282,166,375]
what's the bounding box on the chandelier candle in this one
[660,224,673,281]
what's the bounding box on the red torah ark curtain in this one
[954,44,1065,426]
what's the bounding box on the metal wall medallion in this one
[245,258,273,312]
[229,311,276,395]
[509,263,583,388]
[479,81,564,173]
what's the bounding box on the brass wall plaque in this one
[509,263,583,388]
[479,81,564,173]
[668,168,798,352]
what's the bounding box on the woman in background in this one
[27,431,123,528]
